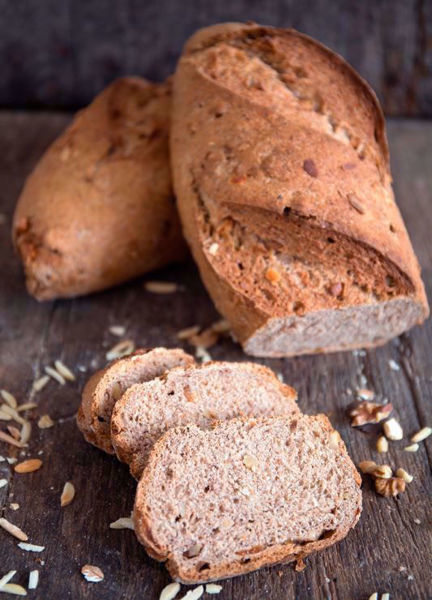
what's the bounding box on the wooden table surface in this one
[0,113,431,600]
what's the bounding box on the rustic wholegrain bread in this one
[134,414,362,583]
[77,348,195,454]
[111,361,298,478]
[13,77,186,300]
[171,23,429,357]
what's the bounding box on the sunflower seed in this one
[54,360,75,381]
[0,570,17,589]
[32,375,50,392]
[38,415,54,429]
[106,340,135,361]
[159,582,181,600]
[411,426,432,443]
[60,482,75,507]
[28,570,39,590]
[44,366,65,385]
[14,459,42,474]
[109,517,134,530]
[383,418,403,441]
[206,584,222,594]
[1,583,27,596]
[0,518,28,541]
[18,542,45,552]
[0,391,17,409]
[109,325,126,337]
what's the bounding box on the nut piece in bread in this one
[134,415,362,583]
[13,77,187,300]
[111,360,298,478]
[171,23,429,357]
[77,347,195,454]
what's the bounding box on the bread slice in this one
[171,23,429,356]
[134,414,362,583]
[13,77,187,300]
[111,361,298,478]
[77,348,195,454]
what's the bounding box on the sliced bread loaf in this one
[111,361,298,478]
[134,414,362,583]
[77,347,195,454]
[171,23,429,356]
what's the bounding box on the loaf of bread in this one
[171,23,429,357]
[77,347,194,453]
[13,77,186,300]
[134,415,362,583]
[111,361,298,478]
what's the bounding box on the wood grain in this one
[0,113,430,599]
[0,0,431,116]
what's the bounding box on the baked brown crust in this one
[77,347,195,454]
[13,77,187,300]
[134,415,362,584]
[171,23,429,355]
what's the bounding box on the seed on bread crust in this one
[265,268,281,284]
[348,193,365,214]
[243,453,258,472]
[302,159,318,177]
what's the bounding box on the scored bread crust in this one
[77,347,195,454]
[134,415,362,584]
[111,360,299,478]
[13,76,187,300]
[171,22,429,357]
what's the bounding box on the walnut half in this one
[349,401,393,426]
[375,477,406,497]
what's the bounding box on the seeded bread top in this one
[172,22,428,311]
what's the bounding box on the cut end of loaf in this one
[134,415,362,583]
[243,297,427,357]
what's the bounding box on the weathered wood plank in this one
[0,0,431,116]
[0,113,430,599]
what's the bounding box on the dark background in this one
[1,0,431,116]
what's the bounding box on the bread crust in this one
[13,77,187,300]
[134,415,362,584]
[171,22,429,355]
[77,347,195,454]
